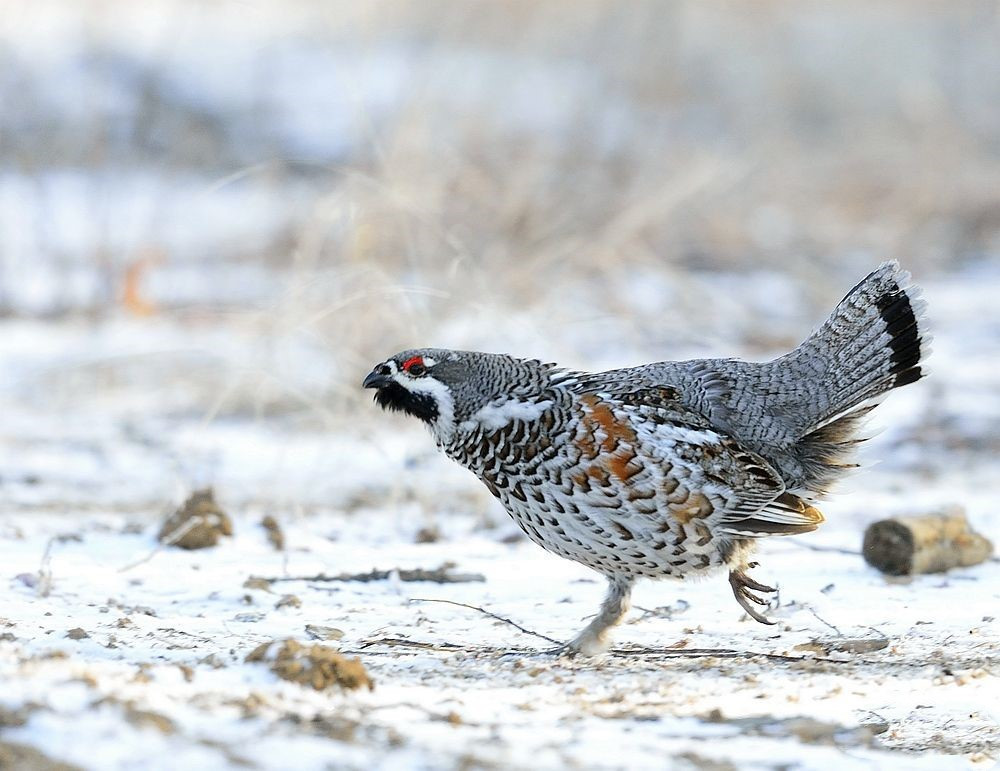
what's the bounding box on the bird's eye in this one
[401,355,427,376]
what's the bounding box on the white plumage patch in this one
[661,424,723,447]
[394,372,456,442]
[461,398,554,432]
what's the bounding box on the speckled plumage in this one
[364,262,929,655]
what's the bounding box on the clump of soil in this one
[261,515,284,550]
[0,741,81,771]
[0,705,31,728]
[158,489,233,550]
[95,697,176,735]
[245,639,373,692]
[275,594,301,609]
[414,525,441,544]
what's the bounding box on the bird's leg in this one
[728,565,777,625]
[550,576,633,657]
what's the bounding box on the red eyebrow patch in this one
[401,356,424,371]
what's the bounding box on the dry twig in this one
[408,597,560,644]
[786,539,860,556]
[806,605,844,637]
[118,517,202,573]
[350,636,875,664]
[251,563,485,585]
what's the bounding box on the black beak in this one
[363,369,393,389]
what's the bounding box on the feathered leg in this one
[554,576,633,657]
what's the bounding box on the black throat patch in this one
[373,382,439,424]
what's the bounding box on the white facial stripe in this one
[393,372,455,442]
[422,357,437,367]
[460,399,554,432]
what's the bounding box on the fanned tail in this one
[786,261,930,492]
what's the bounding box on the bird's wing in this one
[593,386,824,537]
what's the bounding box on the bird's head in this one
[362,348,461,440]
[362,348,557,444]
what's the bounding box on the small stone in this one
[826,637,889,654]
[14,573,37,588]
[305,624,344,641]
[198,653,228,669]
[243,577,272,592]
[66,628,89,640]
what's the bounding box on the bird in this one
[362,261,928,656]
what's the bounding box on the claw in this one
[729,568,778,625]
[740,574,776,594]
[742,591,769,607]
[544,643,578,658]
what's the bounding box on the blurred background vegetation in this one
[2,0,998,423]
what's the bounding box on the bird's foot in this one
[536,577,631,658]
[496,641,575,659]
[729,567,778,625]
[543,628,610,658]
[542,642,577,658]
[498,634,606,660]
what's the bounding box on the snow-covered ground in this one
[2,266,998,770]
[3,2,1000,768]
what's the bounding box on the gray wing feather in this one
[601,387,824,537]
